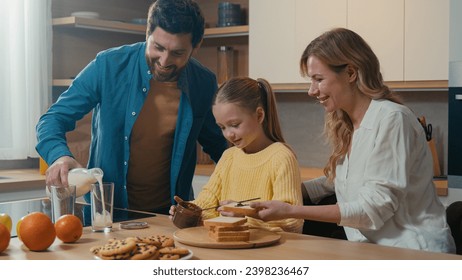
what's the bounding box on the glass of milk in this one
[90,182,114,232]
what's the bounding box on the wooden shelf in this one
[204,25,249,38]
[272,80,449,93]
[52,17,249,38]
[52,17,146,35]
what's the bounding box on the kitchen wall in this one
[276,90,448,172]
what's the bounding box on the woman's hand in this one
[250,200,293,221]
[45,156,82,187]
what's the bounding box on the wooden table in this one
[1,214,460,260]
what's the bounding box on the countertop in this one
[1,213,460,260]
[0,166,448,198]
[195,165,449,196]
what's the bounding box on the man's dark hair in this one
[147,0,205,48]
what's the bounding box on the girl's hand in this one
[217,200,245,217]
[169,196,184,221]
[168,205,176,221]
[250,200,292,221]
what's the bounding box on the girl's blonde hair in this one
[214,76,285,144]
[299,28,402,181]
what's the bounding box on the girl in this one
[171,77,303,233]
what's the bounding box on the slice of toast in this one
[221,203,257,216]
[208,231,250,242]
[209,225,249,232]
[209,230,251,237]
[203,216,247,228]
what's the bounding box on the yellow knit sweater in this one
[193,142,303,233]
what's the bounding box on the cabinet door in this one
[405,0,449,81]
[249,0,346,84]
[295,0,347,83]
[249,0,297,83]
[348,0,404,82]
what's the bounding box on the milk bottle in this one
[45,167,103,197]
[68,168,103,197]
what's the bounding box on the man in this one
[36,0,228,214]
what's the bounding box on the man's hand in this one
[45,156,82,187]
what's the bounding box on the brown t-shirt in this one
[127,80,180,212]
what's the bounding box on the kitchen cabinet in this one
[249,0,347,84]
[404,0,449,81]
[249,0,449,90]
[348,0,404,82]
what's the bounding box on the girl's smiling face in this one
[212,102,265,154]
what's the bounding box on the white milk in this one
[92,172,112,227]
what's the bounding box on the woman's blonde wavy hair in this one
[299,28,402,182]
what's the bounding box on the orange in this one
[0,223,10,253]
[19,212,56,251]
[0,213,12,232]
[55,214,83,243]
[16,217,24,241]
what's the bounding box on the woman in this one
[251,28,455,252]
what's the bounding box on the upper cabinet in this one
[249,0,347,84]
[404,0,449,81]
[249,0,449,89]
[348,0,404,82]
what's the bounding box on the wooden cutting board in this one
[173,226,281,249]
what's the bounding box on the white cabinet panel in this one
[348,0,404,81]
[405,0,449,80]
[295,0,347,83]
[249,0,297,83]
[249,0,346,84]
[249,0,449,85]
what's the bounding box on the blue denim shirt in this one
[36,42,227,209]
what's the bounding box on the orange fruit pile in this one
[0,223,10,253]
[55,214,83,243]
[19,212,56,251]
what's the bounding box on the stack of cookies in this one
[203,216,250,242]
[90,234,190,260]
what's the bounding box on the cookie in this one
[159,253,180,260]
[130,244,159,260]
[134,236,162,247]
[89,245,102,255]
[158,246,190,255]
[99,238,137,256]
[153,235,175,247]
[98,250,133,260]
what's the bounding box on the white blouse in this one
[305,99,455,253]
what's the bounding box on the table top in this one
[1,210,461,260]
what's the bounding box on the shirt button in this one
[124,161,127,165]
[124,136,128,141]
[142,88,147,92]
[131,112,136,116]
[147,70,151,75]
[123,185,127,189]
